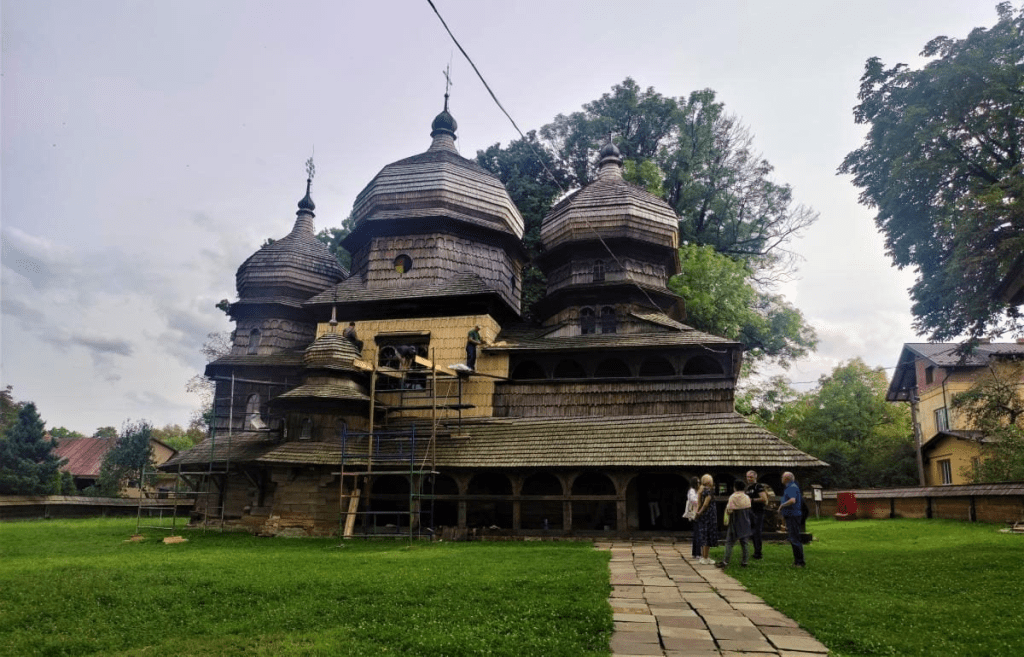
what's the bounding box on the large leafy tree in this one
[668,244,816,372]
[839,2,1024,340]
[951,360,1024,482]
[0,402,68,495]
[95,420,156,497]
[477,79,818,365]
[539,80,818,281]
[777,360,918,488]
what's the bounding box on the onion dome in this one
[235,179,345,301]
[540,139,678,253]
[348,107,524,240]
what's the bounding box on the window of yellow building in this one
[938,459,952,485]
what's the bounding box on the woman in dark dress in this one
[695,474,718,565]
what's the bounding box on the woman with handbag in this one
[694,474,718,565]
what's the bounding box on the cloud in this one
[0,229,62,289]
[69,334,134,357]
[0,294,46,324]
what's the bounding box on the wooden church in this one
[164,101,824,537]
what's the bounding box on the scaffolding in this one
[338,350,469,538]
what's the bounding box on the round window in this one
[394,254,413,274]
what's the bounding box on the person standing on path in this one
[684,476,701,559]
[716,479,752,569]
[745,470,769,559]
[779,471,806,567]
[694,474,718,565]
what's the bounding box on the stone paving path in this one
[595,541,830,657]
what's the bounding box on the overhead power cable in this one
[425,0,675,317]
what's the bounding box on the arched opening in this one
[579,307,596,335]
[247,328,261,355]
[521,472,564,530]
[466,472,513,529]
[639,356,675,377]
[632,473,690,531]
[244,393,262,430]
[421,473,458,529]
[510,360,546,380]
[600,306,617,334]
[571,472,617,531]
[682,355,724,375]
[553,359,587,379]
[594,358,631,378]
[368,475,410,531]
[393,254,413,274]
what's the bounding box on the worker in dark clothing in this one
[466,325,483,370]
[342,322,363,352]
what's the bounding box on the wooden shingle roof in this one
[436,413,827,469]
[306,272,495,307]
[161,432,277,468]
[541,159,678,254]
[350,124,524,240]
[235,188,345,301]
[488,326,737,352]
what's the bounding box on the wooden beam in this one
[413,355,458,377]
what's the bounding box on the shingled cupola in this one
[319,100,526,319]
[536,138,682,326]
[227,177,347,354]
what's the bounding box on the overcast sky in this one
[1,0,1005,434]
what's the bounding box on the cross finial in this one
[443,63,453,111]
[305,152,315,181]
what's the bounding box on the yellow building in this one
[887,342,1024,485]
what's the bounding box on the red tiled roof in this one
[52,438,113,477]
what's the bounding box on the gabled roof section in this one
[52,438,111,477]
[161,432,277,468]
[886,342,1024,401]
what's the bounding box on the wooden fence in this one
[813,483,1024,524]
[0,495,194,521]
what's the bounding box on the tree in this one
[951,360,1024,481]
[150,422,206,452]
[93,426,117,439]
[186,331,232,434]
[477,80,818,351]
[839,2,1024,341]
[49,427,85,439]
[0,402,67,495]
[477,130,573,320]
[779,360,918,488]
[668,244,816,372]
[316,214,356,271]
[95,421,156,497]
[539,80,819,282]
[1,385,24,438]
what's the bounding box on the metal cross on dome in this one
[305,154,315,181]
[443,63,453,110]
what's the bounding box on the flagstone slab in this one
[615,612,656,623]
[655,615,707,629]
[768,635,830,652]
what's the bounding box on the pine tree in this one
[0,402,66,495]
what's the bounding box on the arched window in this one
[594,358,631,378]
[510,360,546,380]
[593,260,605,282]
[247,328,261,355]
[639,357,675,377]
[580,307,596,335]
[600,306,617,334]
[244,394,263,429]
[553,359,587,379]
[682,355,724,375]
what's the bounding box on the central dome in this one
[349,109,524,240]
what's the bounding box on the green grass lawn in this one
[0,518,612,656]
[715,518,1024,657]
